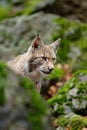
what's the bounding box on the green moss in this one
[74,70,87,78]
[58,115,70,128]
[48,78,70,104]
[48,70,87,116]
[54,104,65,116]
[58,114,87,130]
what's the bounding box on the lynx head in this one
[28,35,61,75]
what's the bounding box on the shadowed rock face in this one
[33,0,87,22]
[0,61,54,130]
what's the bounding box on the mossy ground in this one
[58,114,87,130]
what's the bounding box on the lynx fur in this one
[7,35,61,92]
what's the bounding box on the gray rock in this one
[68,87,78,97]
[72,99,80,109]
[80,100,87,109]
[0,61,54,130]
[67,87,78,99]
[79,74,87,82]
[72,99,87,110]
[63,105,73,114]
[0,12,59,61]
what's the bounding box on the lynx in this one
[7,35,61,92]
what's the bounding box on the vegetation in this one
[48,70,87,116]
[0,0,42,21]
[0,61,51,130]
[0,0,87,130]
[0,5,12,21]
[53,17,87,70]
[58,114,87,130]
[0,61,7,105]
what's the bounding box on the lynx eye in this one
[42,57,48,61]
[53,58,56,61]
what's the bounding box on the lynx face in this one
[7,35,61,92]
[28,35,61,75]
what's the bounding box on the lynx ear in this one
[52,38,61,53]
[32,35,43,50]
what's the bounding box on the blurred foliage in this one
[58,114,87,130]
[0,61,7,105]
[22,0,41,15]
[53,17,87,70]
[0,61,51,130]
[0,0,42,21]
[0,5,12,21]
[48,67,64,81]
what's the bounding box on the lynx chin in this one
[7,35,61,92]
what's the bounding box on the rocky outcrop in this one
[48,70,87,116]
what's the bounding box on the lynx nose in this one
[48,68,54,72]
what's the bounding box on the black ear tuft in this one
[32,35,43,49]
[33,36,40,48]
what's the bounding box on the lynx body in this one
[7,35,61,92]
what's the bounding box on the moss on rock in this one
[58,114,87,130]
[48,70,87,116]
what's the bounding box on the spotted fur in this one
[7,35,61,92]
